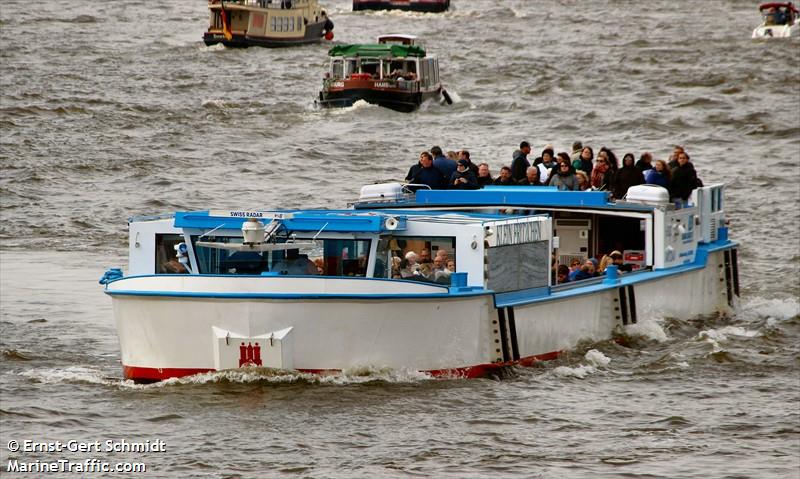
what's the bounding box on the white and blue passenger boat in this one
[101,183,739,382]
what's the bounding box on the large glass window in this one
[376,236,456,283]
[191,236,371,277]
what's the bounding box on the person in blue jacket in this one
[644,159,671,188]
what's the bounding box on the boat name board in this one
[209,210,268,218]
[493,222,543,246]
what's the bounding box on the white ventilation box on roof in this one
[359,182,405,202]
[625,184,670,205]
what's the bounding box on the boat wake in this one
[549,349,612,380]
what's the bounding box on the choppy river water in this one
[1,0,799,477]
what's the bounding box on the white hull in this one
[108,250,733,381]
[752,23,797,38]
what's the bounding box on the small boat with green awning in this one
[317,35,451,112]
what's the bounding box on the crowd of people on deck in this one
[404,142,703,203]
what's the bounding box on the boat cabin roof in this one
[354,186,662,213]
[759,2,798,11]
[328,43,426,59]
[161,209,540,234]
[377,34,418,45]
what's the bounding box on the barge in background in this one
[353,0,450,13]
[318,35,451,112]
[101,182,739,382]
[203,0,334,48]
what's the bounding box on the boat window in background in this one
[155,234,186,274]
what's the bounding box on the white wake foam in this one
[551,349,612,379]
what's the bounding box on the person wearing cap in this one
[511,141,532,182]
[449,159,479,190]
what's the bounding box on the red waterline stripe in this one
[122,351,563,382]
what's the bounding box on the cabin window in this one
[332,59,344,79]
[421,60,429,87]
[190,236,371,277]
[345,60,357,78]
[434,58,438,85]
[271,17,277,31]
[487,241,550,292]
[376,236,456,283]
[155,234,188,274]
[360,59,380,78]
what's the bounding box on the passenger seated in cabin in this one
[446,259,455,273]
[435,248,450,263]
[313,257,325,275]
[221,251,268,275]
[419,248,432,266]
[517,166,542,186]
[476,163,493,187]
[272,249,317,275]
[162,257,188,274]
[432,256,451,283]
[569,258,582,273]
[450,159,479,189]
[493,166,516,186]
[400,251,421,278]
[391,256,402,278]
[556,264,570,284]
[568,259,597,282]
[610,250,632,272]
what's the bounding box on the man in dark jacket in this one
[669,151,699,204]
[458,150,479,175]
[449,159,479,189]
[409,151,446,190]
[493,166,516,186]
[431,145,456,179]
[635,152,653,172]
[614,153,645,199]
[511,141,531,181]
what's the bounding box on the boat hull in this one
[752,22,797,38]
[106,248,736,382]
[204,21,325,48]
[318,87,442,112]
[353,0,450,12]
